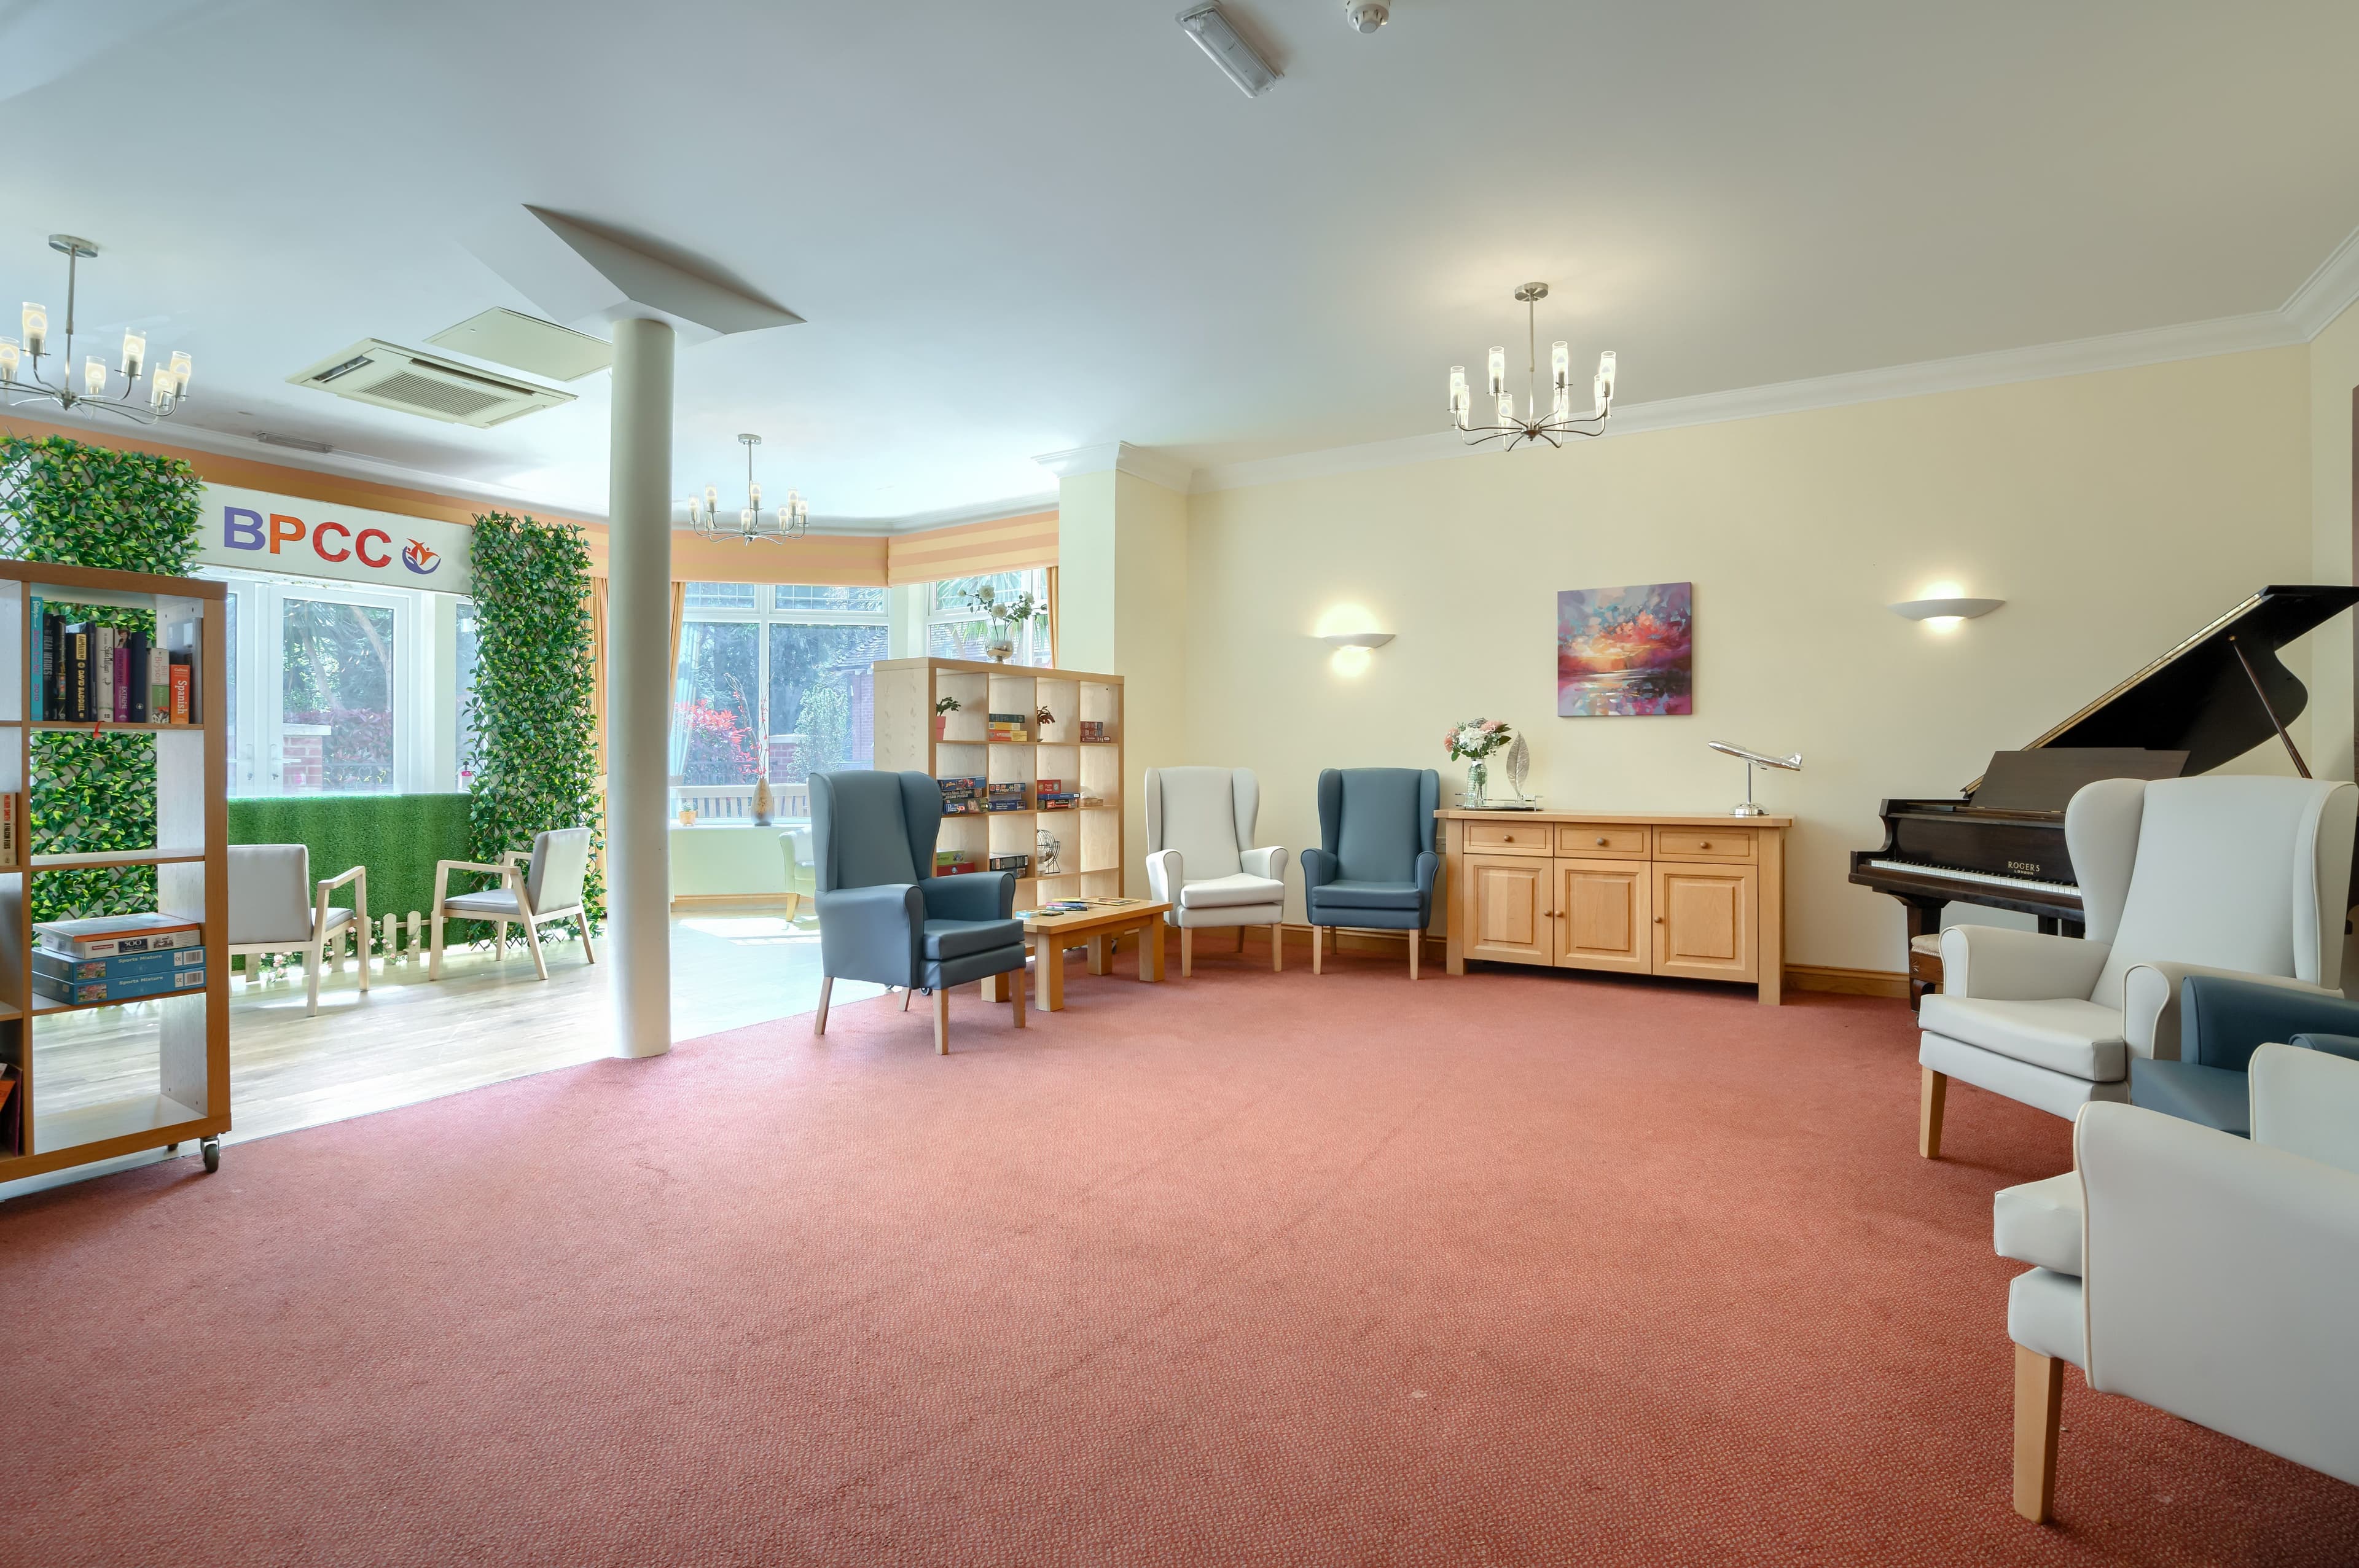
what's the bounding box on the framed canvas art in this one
[1557,582,1693,716]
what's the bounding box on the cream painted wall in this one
[1181,348,2317,975]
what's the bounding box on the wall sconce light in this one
[1316,631,1395,649]
[1887,596,2004,623]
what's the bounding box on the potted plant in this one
[1444,717,1514,806]
[934,694,961,740]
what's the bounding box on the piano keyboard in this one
[1864,859,2081,900]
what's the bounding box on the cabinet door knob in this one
[1594,837,1607,845]
[1653,915,1664,923]
[1699,841,1712,849]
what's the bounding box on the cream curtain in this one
[1044,565,1058,668]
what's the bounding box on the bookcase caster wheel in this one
[201,1138,220,1173]
[165,1142,179,1153]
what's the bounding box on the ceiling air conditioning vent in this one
[286,339,576,427]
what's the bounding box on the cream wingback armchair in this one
[1919,775,2357,1158]
[430,827,597,982]
[1997,1045,2359,1523]
[226,844,369,1017]
[1143,767,1290,977]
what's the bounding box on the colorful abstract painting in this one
[1557,582,1693,717]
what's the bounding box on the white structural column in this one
[1035,443,1191,898]
[606,317,676,1057]
[466,205,803,1061]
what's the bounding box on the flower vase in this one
[934,715,947,741]
[1466,760,1489,806]
[986,635,1015,664]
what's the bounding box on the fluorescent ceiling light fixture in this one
[1888,596,2005,621]
[1178,4,1280,97]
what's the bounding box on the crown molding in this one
[800,492,1058,536]
[1032,440,1192,493]
[2284,224,2359,340]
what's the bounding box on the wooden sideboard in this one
[1438,809,1791,1004]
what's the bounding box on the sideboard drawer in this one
[1463,820,1551,856]
[1554,824,1650,859]
[1654,827,1756,862]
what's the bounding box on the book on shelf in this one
[34,965,207,1007]
[66,622,90,722]
[28,595,42,720]
[166,615,201,723]
[987,711,1028,742]
[985,781,1029,812]
[0,791,14,869]
[987,852,1031,875]
[1078,720,1111,742]
[148,642,169,721]
[95,626,112,722]
[34,912,205,960]
[33,945,206,986]
[122,630,149,722]
[113,633,133,722]
[934,849,980,875]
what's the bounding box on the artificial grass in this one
[227,793,474,919]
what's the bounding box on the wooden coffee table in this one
[1004,898,1172,1010]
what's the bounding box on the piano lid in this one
[1968,584,2359,789]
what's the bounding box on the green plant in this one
[800,683,850,775]
[934,695,961,716]
[464,512,602,930]
[0,435,201,920]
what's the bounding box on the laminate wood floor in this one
[16,911,873,1191]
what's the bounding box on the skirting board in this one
[1785,964,1909,999]
[670,894,797,911]
[1278,924,1908,999]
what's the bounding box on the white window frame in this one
[925,569,1052,666]
[203,565,437,797]
[678,583,890,743]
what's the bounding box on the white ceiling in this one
[9,0,2359,525]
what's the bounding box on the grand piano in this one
[1851,584,2359,1003]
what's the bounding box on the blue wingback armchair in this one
[1301,767,1440,978]
[810,770,1028,1053]
[2130,973,2359,1136]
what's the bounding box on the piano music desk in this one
[1439,810,1792,1004]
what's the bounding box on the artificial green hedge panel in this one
[228,794,473,922]
[0,434,203,921]
[467,512,603,924]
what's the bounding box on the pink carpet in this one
[4,942,2355,1566]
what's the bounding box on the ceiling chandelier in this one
[1,235,192,424]
[684,433,808,545]
[1447,281,1616,450]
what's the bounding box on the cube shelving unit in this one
[872,657,1124,907]
[0,561,229,1181]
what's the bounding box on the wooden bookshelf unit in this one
[872,658,1124,907]
[0,561,229,1180]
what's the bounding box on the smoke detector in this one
[1344,1,1388,33]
